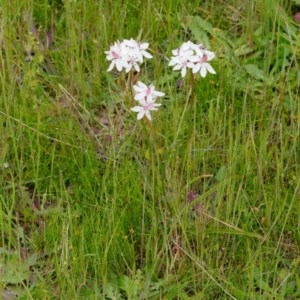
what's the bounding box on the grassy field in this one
[0,0,299,299]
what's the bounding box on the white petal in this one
[139,98,147,106]
[145,111,152,120]
[181,67,187,77]
[125,64,132,73]
[135,54,143,63]
[171,56,181,63]
[184,50,193,57]
[149,84,154,92]
[188,42,197,51]
[194,48,204,56]
[134,63,140,72]
[187,62,195,69]
[134,92,146,101]
[140,42,149,49]
[116,60,123,71]
[133,85,144,93]
[200,66,207,78]
[146,95,153,102]
[107,61,115,72]
[173,64,181,71]
[168,59,177,67]
[120,53,129,62]
[142,50,152,58]
[189,55,200,62]
[193,63,201,74]
[137,111,145,120]
[126,39,136,47]
[146,98,155,104]
[204,50,215,60]
[131,106,143,112]
[153,91,165,97]
[138,81,147,89]
[181,43,190,51]
[172,49,179,56]
[205,63,216,74]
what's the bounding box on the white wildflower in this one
[105,38,152,73]
[169,41,216,78]
[133,81,165,102]
[105,41,129,72]
[131,98,162,121]
[130,81,165,121]
[192,49,216,78]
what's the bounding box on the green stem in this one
[190,70,196,106]
[188,69,196,134]
[128,71,135,104]
[145,117,157,136]
[186,69,196,189]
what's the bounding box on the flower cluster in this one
[105,39,217,122]
[130,81,165,120]
[105,38,152,73]
[169,41,216,78]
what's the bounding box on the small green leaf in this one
[189,15,213,33]
[215,166,227,182]
[234,45,253,57]
[119,275,131,292]
[188,16,212,47]
[2,271,28,285]
[245,64,265,81]
[145,149,151,160]
[24,253,38,269]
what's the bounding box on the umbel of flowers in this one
[105,38,164,121]
[169,41,216,78]
[105,39,216,122]
[105,38,152,73]
[130,81,165,121]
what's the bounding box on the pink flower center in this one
[144,102,153,111]
[201,55,208,63]
[112,51,120,59]
[146,86,152,96]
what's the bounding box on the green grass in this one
[0,0,299,299]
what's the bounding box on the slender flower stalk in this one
[190,69,196,105]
